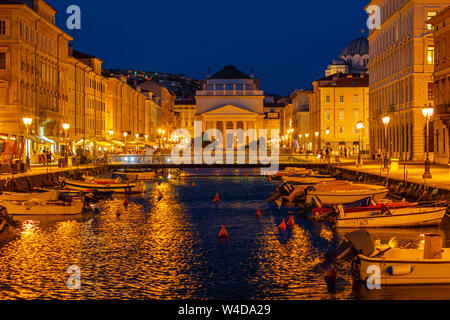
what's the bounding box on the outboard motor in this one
[314,230,375,291]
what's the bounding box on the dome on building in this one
[340,37,369,57]
[209,65,252,80]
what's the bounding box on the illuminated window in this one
[426,11,437,30]
[325,95,331,103]
[325,109,331,121]
[0,21,5,35]
[339,109,345,121]
[353,94,359,103]
[427,46,434,65]
[339,95,344,103]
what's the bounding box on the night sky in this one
[47,0,368,95]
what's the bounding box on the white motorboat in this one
[0,197,85,215]
[0,190,60,201]
[334,205,448,228]
[315,230,450,286]
[355,247,450,285]
[306,181,389,204]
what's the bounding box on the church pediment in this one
[202,104,258,116]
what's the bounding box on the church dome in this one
[209,65,252,80]
[340,37,369,57]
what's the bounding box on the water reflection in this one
[0,170,448,300]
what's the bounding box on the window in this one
[427,11,437,30]
[443,38,447,61]
[325,109,331,121]
[353,110,359,121]
[339,95,344,103]
[338,126,344,134]
[339,109,345,121]
[325,95,331,103]
[226,84,233,90]
[0,53,6,69]
[428,82,434,101]
[0,21,5,35]
[427,46,434,65]
[353,94,359,103]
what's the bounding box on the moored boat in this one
[0,197,85,215]
[306,181,389,204]
[60,177,145,194]
[281,175,336,184]
[315,230,450,286]
[332,205,448,228]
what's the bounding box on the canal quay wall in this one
[0,166,110,192]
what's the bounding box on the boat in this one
[0,196,85,215]
[60,177,145,194]
[0,189,60,201]
[306,180,389,204]
[281,175,336,184]
[315,230,450,286]
[312,197,418,217]
[331,204,448,228]
[113,171,156,181]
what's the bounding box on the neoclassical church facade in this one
[195,66,270,148]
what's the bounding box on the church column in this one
[233,121,237,149]
[243,121,248,145]
[222,121,227,150]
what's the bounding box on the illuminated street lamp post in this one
[22,117,32,170]
[315,131,319,154]
[123,131,128,154]
[422,106,434,179]
[356,121,365,167]
[63,123,70,167]
[382,116,391,170]
[305,133,309,151]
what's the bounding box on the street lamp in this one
[22,117,32,170]
[123,131,128,154]
[382,116,391,170]
[315,131,319,153]
[422,105,434,179]
[356,121,365,167]
[109,129,114,138]
[62,123,70,167]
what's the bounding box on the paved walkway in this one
[336,159,450,190]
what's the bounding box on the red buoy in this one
[255,208,261,217]
[267,176,272,182]
[279,219,287,231]
[218,225,229,239]
[287,215,295,227]
[213,193,220,203]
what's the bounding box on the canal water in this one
[0,168,449,300]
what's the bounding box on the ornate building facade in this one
[431,6,450,164]
[366,0,449,161]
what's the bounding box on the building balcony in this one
[196,90,264,96]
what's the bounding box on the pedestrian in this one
[46,149,53,165]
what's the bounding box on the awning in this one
[94,140,112,147]
[110,140,125,146]
[30,136,50,144]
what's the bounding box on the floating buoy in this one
[123,197,129,210]
[192,182,196,187]
[287,215,295,227]
[246,176,249,181]
[213,193,220,203]
[218,225,229,239]
[279,219,287,231]
[255,208,261,217]
[267,176,272,182]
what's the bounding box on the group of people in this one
[38,149,54,165]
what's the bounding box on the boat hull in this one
[356,250,450,285]
[0,199,85,215]
[336,207,447,228]
[307,189,389,205]
[62,178,143,193]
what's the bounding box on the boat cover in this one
[344,230,375,257]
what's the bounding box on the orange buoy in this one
[246,176,249,181]
[213,193,220,203]
[267,176,272,182]
[279,219,287,231]
[218,225,229,239]
[192,182,196,187]
[255,208,261,217]
[287,215,295,227]
[123,197,129,209]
